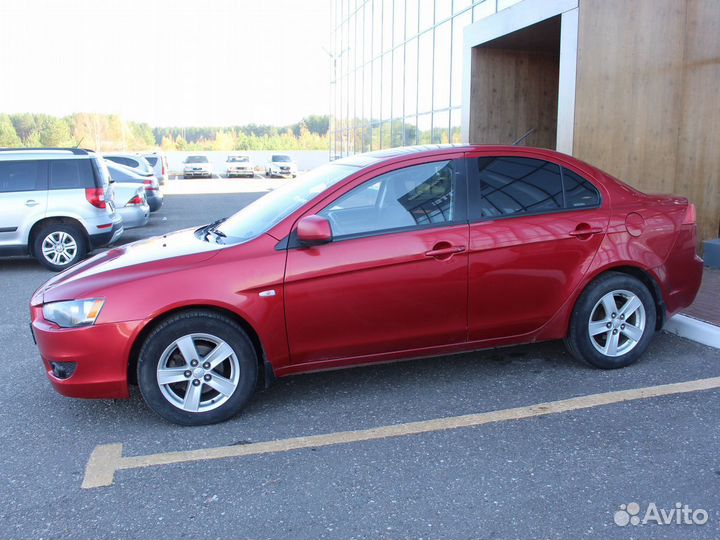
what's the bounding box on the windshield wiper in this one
[197,217,228,243]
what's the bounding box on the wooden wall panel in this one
[470,48,559,149]
[673,1,720,243]
[574,0,720,243]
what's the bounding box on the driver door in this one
[283,158,469,366]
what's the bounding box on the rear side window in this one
[562,167,601,208]
[48,159,95,190]
[474,157,563,218]
[144,156,158,166]
[0,160,43,192]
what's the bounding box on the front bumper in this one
[31,306,142,399]
[184,170,212,177]
[227,169,254,176]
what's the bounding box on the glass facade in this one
[330,0,499,158]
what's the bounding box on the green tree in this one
[0,114,21,146]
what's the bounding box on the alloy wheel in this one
[41,231,78,266]
[588,289,646,357]
[157,333,241,413]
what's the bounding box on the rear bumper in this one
[117,205,150,229]
[31,307,142,399]
[661,225,704,318]
[89,218,123,249]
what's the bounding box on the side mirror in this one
[297,215,332,246]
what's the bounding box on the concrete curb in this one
[664,314,720,349]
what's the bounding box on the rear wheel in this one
[137,310,258,425]
[33,223,87,271]
[564,272,656,369]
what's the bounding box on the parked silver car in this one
[111,182,149,229]
[0,148,123,271]
[103,153,156,180]
[183,155,213,178]
[141,153,169,185]
[225,154,255,178]
[105,160,163,212]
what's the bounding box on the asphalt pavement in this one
[1,188,718,539]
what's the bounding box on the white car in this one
[225,154,255,178]
[265,154,297,178]
[183,155,213,179]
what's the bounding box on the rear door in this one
[284,157,470,365]
[465,152,609,340]
[0,159,47,248]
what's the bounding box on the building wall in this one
[573,0,720,242]
[330,0,514,158]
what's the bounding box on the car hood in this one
[185,162,211,168]
[32,228,224,305]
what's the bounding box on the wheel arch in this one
[28,216,89,257]
[578,265,666,331]
[127,304,274,389]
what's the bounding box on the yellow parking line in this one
[82,376,720,489]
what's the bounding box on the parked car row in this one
[179,153,299,179]
[0,148,164,271]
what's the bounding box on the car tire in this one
[564,272,656,369]
[33,222,87,272]
[137,310,258,426]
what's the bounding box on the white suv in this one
[0,148,123,271]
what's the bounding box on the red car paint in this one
[30,145,703,399]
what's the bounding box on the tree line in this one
[0,113,330,152]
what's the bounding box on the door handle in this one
[25,200,39,207]
[569,226,604,238]
[425,245,466,258]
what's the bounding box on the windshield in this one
[186,156,209,163]
[216,163,358,243]
[228,156,249,162]
[272,155,291,162]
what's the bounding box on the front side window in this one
[0,160,42,192]
[473,157,563,218]
[48,159,95,190]
[320,160,457,238]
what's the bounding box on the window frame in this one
[287,157,469,248]
[465,154,603,223]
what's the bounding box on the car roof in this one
[331,144,575,167]
[0,148,95,161]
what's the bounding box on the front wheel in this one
[137,311,258,425]
[564,272,656,369]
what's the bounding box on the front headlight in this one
[43,299,105,328]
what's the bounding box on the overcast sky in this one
[0,0,331,127]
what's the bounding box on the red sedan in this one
[30,145,703,425]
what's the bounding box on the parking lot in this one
[1,184,719,539]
